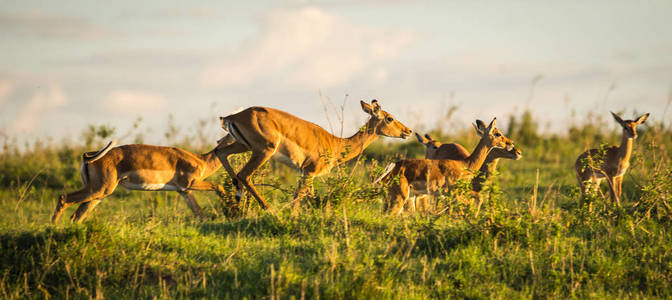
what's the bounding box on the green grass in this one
[1,113,671,299]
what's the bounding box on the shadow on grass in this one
[198,214,294,238]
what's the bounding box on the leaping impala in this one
[375,119,515,215]
[415,133,522,207]
[216,100,412,213]
[51,140,232,223]
[575,112,649,206]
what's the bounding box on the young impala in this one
[51,139,232,223]
[216,100,412,213]
[375,119,515,215]
[575,112,649,206]
[414,133,522,210]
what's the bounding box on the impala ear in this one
[473,121,486,136]
[634,113,649,124]
[487,118,496,131]
[611,111,625,125]
[424,133,435,142]
[371,99,381,113]
[415,132,428,144]
[361,100,374,115]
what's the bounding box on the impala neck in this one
[336,119,379,163]
[465,138,492,171]
[200,147,224,177]
[617,131,634,165]
[483,158,501,174]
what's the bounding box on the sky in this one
[1,0,671,147]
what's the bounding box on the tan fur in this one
[216,100,412,213]
[575,112,649,206]
[51,141,233,223]
[381,119,515,215]
[413,133,522,211]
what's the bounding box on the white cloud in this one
[202,6,414,90]
[104,90,167,116]
[12,83,67,133]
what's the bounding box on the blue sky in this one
[1,1,671,146]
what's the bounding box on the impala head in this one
[361,99,412,139]
[473,118,514,150]
[415,133,441,150]
[490,146,523,160]
[611,112,649,139]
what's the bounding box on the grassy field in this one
[1,111,671,299]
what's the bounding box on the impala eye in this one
[386,117,394,122]
[494,132,501,137]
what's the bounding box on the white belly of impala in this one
[616,166,628,177]
[119,170,182,191]
[273,152,299,169]
[120,182,181,191]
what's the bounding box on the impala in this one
[51,140,231,223]
[575,112,649,206]
[216,100,412,212]
[415,133,522,203]
[375,119,514,215]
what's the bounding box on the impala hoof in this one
[51,195,66,223]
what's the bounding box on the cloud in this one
[202,6,414,90]
[0,80,14,109]
[0,12,120,39]
[11,84,67,133]
[103,90,167,116]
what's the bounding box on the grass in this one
[1,111,671,299]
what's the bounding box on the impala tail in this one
[373,162,398,185]
[80,140,116,185]
[220,115,253,148]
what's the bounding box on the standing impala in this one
[375,119,515,215]
[575,112,649,206]
[51,140,231,223]
[216,100,412,212]
[415,132,522,199]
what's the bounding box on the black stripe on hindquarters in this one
[229,122,252,148]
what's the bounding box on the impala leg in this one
[215,141,249,193]
[52,195,68,224]
[237,150,275,212]
[178,191,205,220]
[593,177,606,199]
[189,180,239,216]
[404,196,412,213]
[613,176,624,202]
[472,191,483,217]
[291,175,314,212]
[189,181,228,200]
[579,171,602,199]
[404,196,416,214]
[606,176,621,207]
[384,187,402,215]
[52,188,108,223]
[386,176,409,215]
[71,200,102,223]
[420,195,430,214]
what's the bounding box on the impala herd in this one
[51,99,650,223]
